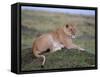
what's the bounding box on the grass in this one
[21,9,95,71]
[21,48,95,71]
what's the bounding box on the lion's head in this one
[63,24,77,38]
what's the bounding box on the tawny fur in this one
[32,24,85,67]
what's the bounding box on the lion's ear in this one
[66,24,69,28]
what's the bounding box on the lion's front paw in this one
[79,48,85,51]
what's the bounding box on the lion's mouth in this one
[66,35,76,39]
[71,35,76,39]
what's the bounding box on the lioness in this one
[32,24,85,67]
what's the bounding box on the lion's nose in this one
[72,32,76,35]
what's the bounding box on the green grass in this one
[21,48,95,71]
[73,39,95,54]
[21,9,95,71]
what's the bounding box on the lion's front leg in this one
[66,44,85,51]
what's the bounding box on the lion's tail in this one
[32,42,46,68]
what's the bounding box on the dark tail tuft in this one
[41,65,44,68]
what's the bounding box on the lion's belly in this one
[35,34,64,53]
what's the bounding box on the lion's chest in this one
[48,35,64,52]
